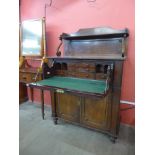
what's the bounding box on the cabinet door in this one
[81,95,111,131]
[56,93,80,123]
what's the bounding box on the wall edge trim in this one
[120,100,135,105]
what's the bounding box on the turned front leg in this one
[50,90,58,124]
[40,89,45,120]
[30,87,33,102]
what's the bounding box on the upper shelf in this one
[57,27,129,59]
[60,27,129,40]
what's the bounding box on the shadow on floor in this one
[19,102,135,155]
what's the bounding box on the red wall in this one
[21,0,135,126]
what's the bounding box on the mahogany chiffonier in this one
[27,27,129,142]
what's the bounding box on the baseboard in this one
[120,100,135,105]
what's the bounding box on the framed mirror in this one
[20,18,45,56]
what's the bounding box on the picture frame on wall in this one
[20,18,45,57]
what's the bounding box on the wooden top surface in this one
[50,55,126,60]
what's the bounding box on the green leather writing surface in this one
[34,76,107,94]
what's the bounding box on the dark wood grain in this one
[56,93,80,123]
[81,96,109,130]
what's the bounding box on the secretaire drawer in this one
[19,73,30,82]
[68,66,75,71]
[68,63,76,71]
[55,70,62,75]
[77,63,95,71]
[68,63,76,68]
[96,73,107,80]
[77,72,95,79]
[77,63,89,68]
[77,67,95,72]
[67,72,77,77]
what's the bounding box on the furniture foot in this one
[42,113,45,120]
[110,136,117,143]
[41,89,45,120]
[53,117,58,125]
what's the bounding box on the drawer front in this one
[20,72,42,83]
[20,73,29,82]
[77,67,95,72]
[78,68,89,72]
[68,63,76,67]
[61,70,68,76]
[76,72,95,79]
[77,63,89,68]
[67,72,77,77]
[68,63,76,71]
[55,70,62,76]
[77,63,95,69]
[96,73,107,80]
[68,66,76,71]
[19,73,31,82]
[67,72,95,79]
